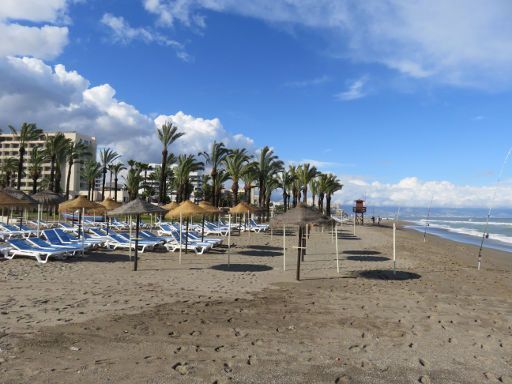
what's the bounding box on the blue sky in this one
[1,0,512,207]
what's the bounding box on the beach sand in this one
[1,223,511,383]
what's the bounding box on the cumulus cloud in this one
[0,0,70,59]
[0,56,254,163]
[331,176,512,208]
[101,13,190,61]
[141,0,512,89]
[335,76,368,101]
[154,112,254,155]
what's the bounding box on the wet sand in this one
[1,223,511,383]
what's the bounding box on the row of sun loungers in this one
[1,216,269,264]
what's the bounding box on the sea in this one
[338,206,512,253]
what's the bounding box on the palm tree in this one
[99,148,120,200]
[28,147,46,193]
[199,141,229,206]
[174,155,204,202]
[278,170,292,211]
[255,146,283,209]
[157,122,185,203]
[54,138,71,195]
[200,174,212,203]
[65,140,91,198]
[110,163,126,201]
[83,160,101,200]
[264,174,280,217]
[325,174,343,215]
[44,132,68,193]
[296,163,318,204]
[213,169,230,206]
[310,177,319,207]
[9,122,43,190]
[0,157,18,188]
[224,148,251,206]
[125,165,143,201]
[317,173,328,213]
[240,162,257,203]
[288,165,300,208]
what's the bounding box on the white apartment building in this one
[0,131,96,196]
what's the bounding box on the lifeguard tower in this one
[352,199,366,225]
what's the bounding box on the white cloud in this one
[0,56,254,163]
[101,13,190,61]
[335,76,367,101]
[141,0,512,89]
[331,176,512,208]
[154,112,254,155]
[0,0,70,59]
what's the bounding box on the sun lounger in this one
[167,231,212,254]
[42,229,88,251]
[106,233,155,253]
[6,238,71,263]
[54,228,103,247]
[27,238,79,255]
[0,223,35,238]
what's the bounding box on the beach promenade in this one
[1,223,511,383]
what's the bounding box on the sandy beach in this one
[1,223,511,383]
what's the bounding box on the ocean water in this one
[338,206,512,253]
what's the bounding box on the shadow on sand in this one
[346,255,390,262]
[343,250,381,255]
[357,269,421,281]
[246,245,282,251]
[239,250,282,257]
[210,264,273,272]
[66,253,132,263]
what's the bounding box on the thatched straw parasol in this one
[1,188,37,228]
[270,204,333,281]
[2,187,37,204]
[109,198,165,271]
[166,201,207,257]
[100,197,122,211]
[161,201,179,211]
[0,190,33,207]
[198,201,220,241]
[229,201,258,214]
[31,190,65,206]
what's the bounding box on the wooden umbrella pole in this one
[185,217,189,254]
[81,208,85,257]
[393,222,396,275]
[36,204,41,237]
[134,214,140,271]
[283,224,286,271]
[227,213,231,267]
[201,215,205,242]
[129,215,132,260]
[335,223,339,273]
[296,225,302,281]
[179,212,182,264]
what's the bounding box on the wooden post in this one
[201,215,205,242]
[128,215,132,260]
[335,223,339,273]
[133,214,140,271]
[179,212,182,264]
[283,224,286,271]
[353,214,356,236]
[227,213,231,267]
[296,225,302,281]
[393,222,396,275]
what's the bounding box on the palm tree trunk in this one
[211,169,217,206]
[101,168,107,200]
[49,156,56,192]
[109,170,113,198]
[258,177,264,208]
[232,180,239,206]
[312,194,316,207]
[303,186,308,204]
[114,176,118,201]
[326,194,332,216]
[159,149,167,203]
[65,160,73,199]
[17,147,24,190]
[32,177,38,194]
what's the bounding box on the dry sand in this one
[0,223,511,383]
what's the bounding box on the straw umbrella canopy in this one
[270,204,333,281]
[1,188,37,228]
[198,201,220,241]
[0,190,34,207]
[100,197,122,211]
[109,198,165,271]
[166,201,207,255]
[230,202,259,233]
[31,190,66,206]
[58,196,105,242]
[161,201,179,211]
